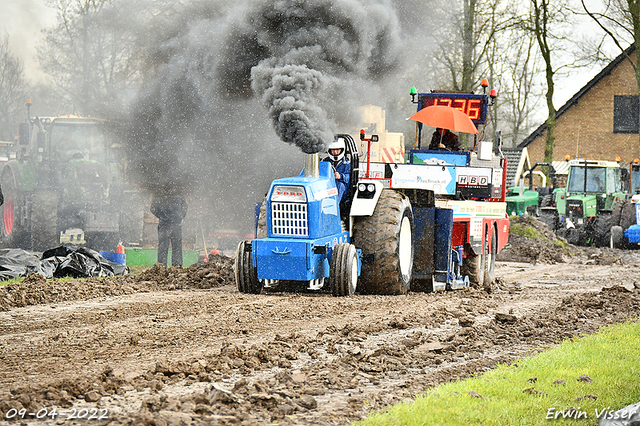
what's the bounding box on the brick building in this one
[518,45,640,164]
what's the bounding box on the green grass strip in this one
[360,320,640,426]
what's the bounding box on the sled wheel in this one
[483,226,497,290]
[329,243,358,297]
[235,240,262,294]
[352,189,414,295]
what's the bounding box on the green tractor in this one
[506,162,557,216]
[1,108,145,252]
[544,159,626,247]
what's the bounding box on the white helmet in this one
[327,137,346,162]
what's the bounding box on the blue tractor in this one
[235,133,469,296]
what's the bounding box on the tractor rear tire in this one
[0,167,28,249]
[620,200,636,231]
[483,226,497,290]
[30,190,59,252]
[235,240,262,294]
[329,243,358,297]
[611,199,625,227]
[539,194,553,208]
[352,189,414,295]
[538,209,557,231]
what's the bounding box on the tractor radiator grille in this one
[271,202,308,236]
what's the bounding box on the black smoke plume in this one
[228,0,402,153]
[114,0,402,232]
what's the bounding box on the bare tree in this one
[38,0,145,114]
[519,0,574,162]
[0,35,28,140]
[436,0,514,92]
[487,22,543,146]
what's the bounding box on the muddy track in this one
[1,229,640,425]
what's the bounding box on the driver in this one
[429,128,462,151]
[322,137,351,206]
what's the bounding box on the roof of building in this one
[518,44,636,149]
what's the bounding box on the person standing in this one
[151,191,188,267]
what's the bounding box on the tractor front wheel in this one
[594,214,612,248]
[329,243,358,297]
[352,190,414,295]
[235,240,262,294]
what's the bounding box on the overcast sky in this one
[1,0,56,82]
[0,0,620,109]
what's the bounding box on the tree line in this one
[0,0,637,158]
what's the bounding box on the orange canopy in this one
[409,105,478,134]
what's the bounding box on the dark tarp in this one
[0,246,129,281]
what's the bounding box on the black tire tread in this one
[330,243,356,297]
[352,190,413,295]
[611,198,625,227]
[620,200,636,231]
[594,214,612,247]
[236,240,262,294]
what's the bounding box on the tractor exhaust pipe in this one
[304,153,319,178]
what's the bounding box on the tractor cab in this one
[556,159,624,223]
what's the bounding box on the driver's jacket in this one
[322,156,351,205]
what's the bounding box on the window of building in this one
[613,95,639,133]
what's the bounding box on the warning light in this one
[481,78,489,87]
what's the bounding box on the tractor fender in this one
[1,161,23,191]
[349,180,385,217]
[2,160,37,192]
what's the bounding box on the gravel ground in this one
[1,217,639,425]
